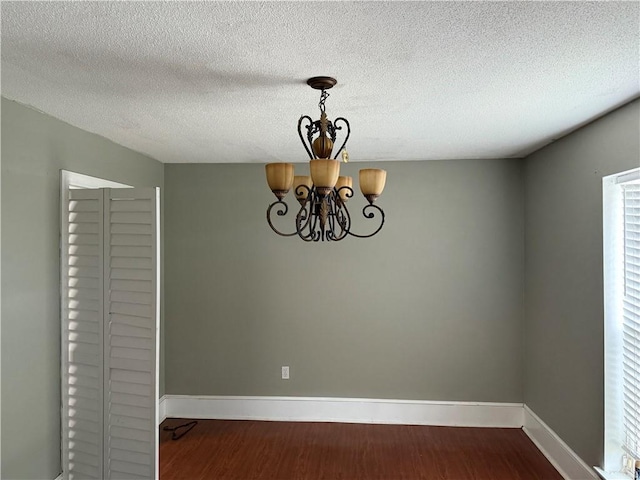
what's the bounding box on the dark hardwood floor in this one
[160,419,563,480]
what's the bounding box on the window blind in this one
[622,182,640,459]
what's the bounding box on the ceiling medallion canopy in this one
[265,77,387,242]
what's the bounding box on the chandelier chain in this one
[318,89,330,113]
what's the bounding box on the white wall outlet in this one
[281,366,290,380]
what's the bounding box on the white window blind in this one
[604,168,640,476]
[622,182,640,459]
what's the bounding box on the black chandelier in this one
[265,76,387,242]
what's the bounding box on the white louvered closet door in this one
[62,187,159,480]
[104,188,159,480]
[63,188,105,480]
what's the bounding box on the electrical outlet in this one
[281,366,290,380]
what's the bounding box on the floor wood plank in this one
[160,419,563,479]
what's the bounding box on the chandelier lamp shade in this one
[265,76,387,242]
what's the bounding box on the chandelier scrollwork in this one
[265,76,387,242]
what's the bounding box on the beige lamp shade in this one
[359,168,387,197]
[293,175,313,200]
[310,159,340,189]
[265,163,294,196]
[335,176,353,202]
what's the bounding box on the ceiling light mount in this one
[306,76,337,90]
[265,77,386,242]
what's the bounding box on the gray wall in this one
[524,99,640,466]
[5,91,635,479]
[1,98,164,480]
[165,159,524,401]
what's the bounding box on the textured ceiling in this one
[1,1,639,164]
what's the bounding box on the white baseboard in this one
[160,395,524,428]
[159,395,167,424]
[54,474,63,480]
[523,405,598,480]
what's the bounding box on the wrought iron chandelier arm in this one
[326,121,337,144]
[335,186,354,202]
[326,195,338,241]
[294,184,312,200]
[305,209,321,241]
[295,188,315,241]
[329,186,353,241]
[332,117,351,160]
[296,216,316,242]
[328,197,349,242]
[347,204,385,239]
[266,200,301,237]
[297,115,315,160]
[295,188,320,242]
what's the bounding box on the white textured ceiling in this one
[1,1,639,163]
